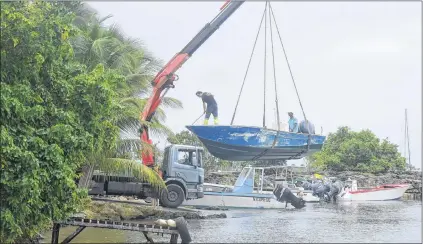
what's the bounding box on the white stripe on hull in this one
[183,194,286,209]
[182,191,320,209]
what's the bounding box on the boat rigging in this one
[140,0,326,168]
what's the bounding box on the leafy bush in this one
[308,126,406,174]
[0,1,121,242]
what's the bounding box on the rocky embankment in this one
[204,170,422,190]
[81,199,227,222]
[329,170,422,189]
[204,172,238,185]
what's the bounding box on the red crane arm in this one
[140,0,245,167]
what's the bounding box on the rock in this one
[85,200,227,221]
[205,168,421,190]
[118,196,128,201]
[202,206,229,211]
[328,170,422,188]
[200,213,227,219]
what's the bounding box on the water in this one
[43,201,421,243]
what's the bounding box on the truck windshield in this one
[176,149,200,167]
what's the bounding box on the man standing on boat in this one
[196,91,219,125]
[288,112,299,133]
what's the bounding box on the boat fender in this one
[166,219,176,228]
[155,219,168,227]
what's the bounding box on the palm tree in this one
[70,4,183,189]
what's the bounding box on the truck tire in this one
[161,184,185,208]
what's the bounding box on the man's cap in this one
[288,112,293,115]
[196,91,202,95]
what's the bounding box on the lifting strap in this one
[231,2,312,159]
[263,1,268,128]
[230,3,267,126]
[269,4,312,150]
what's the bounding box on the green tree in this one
[0,2,163,242]
[68,3,182,161]
[0,2,104,241]
[307,126,406,173]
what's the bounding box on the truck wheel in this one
[161,184,185,208]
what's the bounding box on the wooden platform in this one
[52,217,189,244]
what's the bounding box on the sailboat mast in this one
[404,109,411,169]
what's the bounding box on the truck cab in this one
[159,144,205,207]
[88,144,205,208]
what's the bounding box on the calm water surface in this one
[44,201,421,243]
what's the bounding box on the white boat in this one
[339,179,409,201]
[272,166,320,203]
[183,166,317,209]
[293,188,320,203]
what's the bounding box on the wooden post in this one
[169,233,179,244]
[61,226,86,244]
[51,223,60,244]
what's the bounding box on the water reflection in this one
[43,201,421,243]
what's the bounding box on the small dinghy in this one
[186,125,326,161]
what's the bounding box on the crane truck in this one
[88,1,245,208]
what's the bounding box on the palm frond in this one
[107,23,127,43]
[98,158,165,189]
[141,120,175,139]
[120,97,146,110]
[116,138,142,155]
[98,14,113,25]
[72,16,89,30]
[161,97,183,109]
[76,3,98,18]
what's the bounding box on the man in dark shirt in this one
[196,91,218,125]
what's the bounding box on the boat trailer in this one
[51,217,191,244]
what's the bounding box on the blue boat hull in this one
[186,125,326,161]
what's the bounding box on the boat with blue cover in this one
[186,125,326,161]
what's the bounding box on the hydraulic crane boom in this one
[140,0,245,167]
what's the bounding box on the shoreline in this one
[81,199,227,222]
[205,170,422,188]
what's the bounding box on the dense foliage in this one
[308,126,406,173]
[1,1,180,242]
[0,2,115,241]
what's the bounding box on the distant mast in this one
[404,109,411,169]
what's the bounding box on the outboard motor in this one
[301,181,312,190]
[311,181,331,200]
[299,120,316,134]
[326,178,344,203]
[273,184,306,209]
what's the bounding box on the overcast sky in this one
[89,1,421,168]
